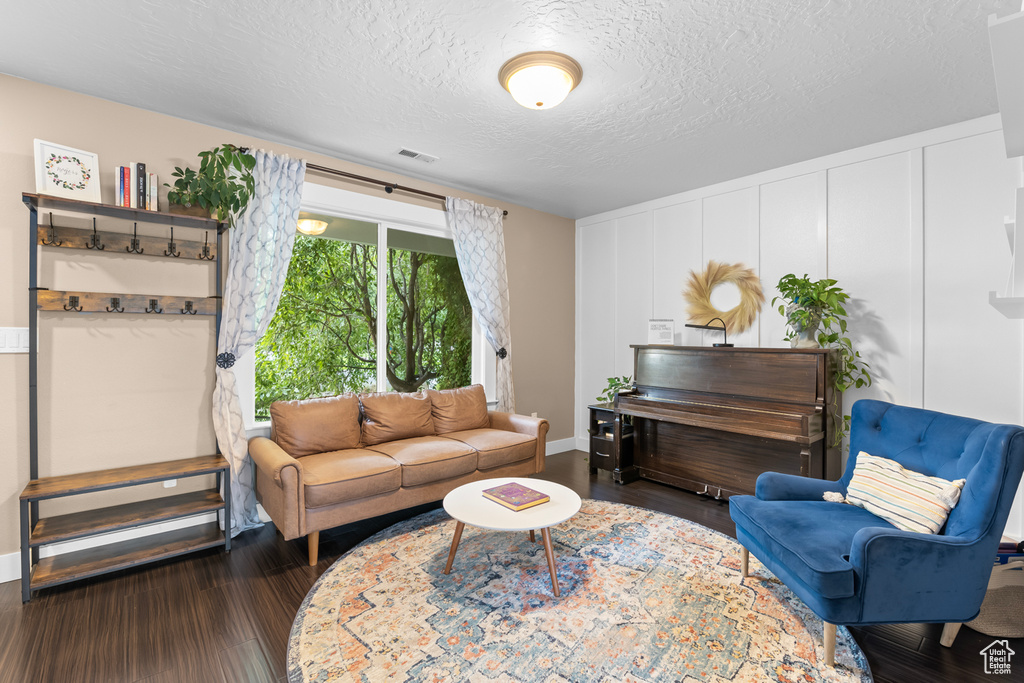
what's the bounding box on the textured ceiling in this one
[0,0,1017,218]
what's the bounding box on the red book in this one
[482,482,550,511]
[122,167,130,207]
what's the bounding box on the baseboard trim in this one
[575,436,588,452]
[546,437,577,455]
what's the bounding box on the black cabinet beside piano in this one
[599,345,840,499]
[587,403,637,483]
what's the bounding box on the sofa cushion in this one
[364,436,477,487]
[301,449,402,508]
[359,392,435,445]
[426,384,489,434]
[845,451,966,534]
[729,495,896,599]
[441,428,536,470]
[270,394,361,458]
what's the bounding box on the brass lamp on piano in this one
[609,345,840,498]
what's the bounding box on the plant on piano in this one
[773,274,872,447]
[596,375,634,404]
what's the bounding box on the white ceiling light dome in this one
[498,51,583,110]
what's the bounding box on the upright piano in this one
[611,345,840,498]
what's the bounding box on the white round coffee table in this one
[442,477,582,597]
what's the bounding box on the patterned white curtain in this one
[213,150,305,535]
[445,197,515,412]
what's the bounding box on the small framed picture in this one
[33,139,101,203]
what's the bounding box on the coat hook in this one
[126,223,144,254]
[106,296,124,313]
[86,217,105,250]
[165,226,180,257]
[145,298,162,314]
[181,300,197,315]
[41,212,63,246]
[63,295,82,312]
[199,231,215,260]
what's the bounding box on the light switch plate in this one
[0,328,29,353]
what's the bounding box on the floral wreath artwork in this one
[683,260,766,334]
[45,154,91,191]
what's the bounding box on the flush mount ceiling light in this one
[498,51,583,110]
[296,218,327,235]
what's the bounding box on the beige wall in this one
[0,74,575,559]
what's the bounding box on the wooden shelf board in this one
[23,192,224,231]
[30,490,224,547]
[30,522,224,590]
[36,290,218,316]
[21,455,228,501]
[36,224,218,261]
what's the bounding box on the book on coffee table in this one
[482,482,550,511]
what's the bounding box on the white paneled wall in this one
[827,152,917,410]
[702,188,760,348]
[575,115,1024,539]
[758,172,825,349]
[614,212,653,377]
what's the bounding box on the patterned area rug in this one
[288,500,872,682]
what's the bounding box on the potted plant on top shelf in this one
[773,273,872,446]
[166,144,256,225]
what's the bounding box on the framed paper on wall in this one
[33,139,101,203]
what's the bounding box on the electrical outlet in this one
[163,479,177,488]
[0,328,29,353]
[531,412,538,418]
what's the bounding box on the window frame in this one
[238,182,493,432]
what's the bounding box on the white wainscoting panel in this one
[701,187,760,347]
[827,153,914,414]
[758,172,824,349]
[923,131,1022,423]
[614,212,653,378]
[652,201,702,346]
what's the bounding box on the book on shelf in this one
[136,162,146,209]
[481,482,550,511]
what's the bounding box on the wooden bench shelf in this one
[30,522,225,591]
[21,455,229,500]
[20,455,230,599]
[20,194,230,602]
[30,490,225,547]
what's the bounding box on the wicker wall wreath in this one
[683,261,766,334]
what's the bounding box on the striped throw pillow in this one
[845,452,966,534]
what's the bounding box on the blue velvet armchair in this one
[730,399,1024,666]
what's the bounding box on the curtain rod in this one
[238,147,507,216]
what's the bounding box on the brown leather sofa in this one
[248,384,549,565]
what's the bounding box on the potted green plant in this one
[773,273,872,446]
[596,375,633,405]
[166,144,256,224]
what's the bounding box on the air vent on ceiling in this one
[397,148,439,163]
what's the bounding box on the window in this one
[237,183,493,429]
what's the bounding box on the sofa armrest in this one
[849,526,990,623]
[755,471,843,501]
[488,411,550,473]
[248,436,306,539]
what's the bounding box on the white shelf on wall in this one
[989,185,1024,319]
[990,291,1024,318]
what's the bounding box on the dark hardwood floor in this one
[1,450,1020,682]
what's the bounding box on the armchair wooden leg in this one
[940,622,962,647]
[740,547,749,577]
[823,622,836,667]
[308,530,319,566]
